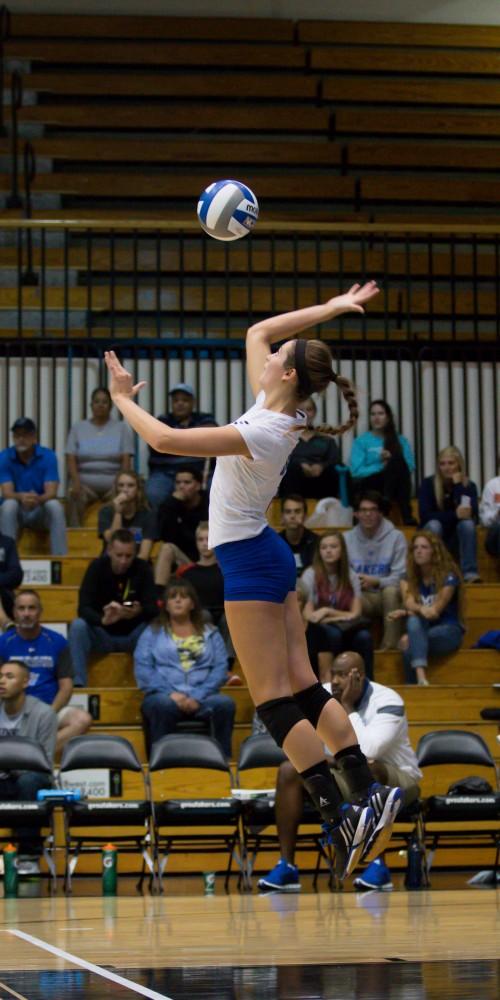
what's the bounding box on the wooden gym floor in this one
[1,880,499,999]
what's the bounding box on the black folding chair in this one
[149,733,243,891]
[0,736,56,890]
[140,703,214,757]
[236,734,338,889]
[417,729,500,877]
[59,734,154,892]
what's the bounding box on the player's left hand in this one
[104,350,146,400]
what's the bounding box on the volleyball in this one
[197,179,259,241]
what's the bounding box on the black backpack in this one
[447,776,493,795]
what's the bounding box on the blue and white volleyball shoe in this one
[322,802,374,880]
[360,784,404,863]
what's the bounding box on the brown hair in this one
[156,580,205,635]
[311,531,354,611]
[286,339,358,436]
[406,530,465,624]
[112,470,149,511]
[14,589,41,606]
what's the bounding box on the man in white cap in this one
[145,384,217,508]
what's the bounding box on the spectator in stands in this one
[134,580,235,759]
[68,528,158,686]
[0,659,58,874]
[349,400,416,525]
[278,494,317,579]
[176,521,225,628]
[145,383,216,507]
[258,650,420,893]
[98,470,156,561]
[418,445,480,582]
[479,461,500,559]
[389,531,465,687]
[66,386,135,527]
[279,396,345,501]
[0,589,92,753]
[175,520,234,660]
[154,466,210,588]
[344,491,407,650]
[300,531,373,678]
[0,418,67,556]
[0,530,23,628]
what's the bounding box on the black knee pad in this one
[256,696,304,748]
[294,682,333,729]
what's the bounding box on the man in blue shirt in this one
[0,588,91,752]
[0,418,67,555]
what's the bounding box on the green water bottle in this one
[3,844,18,898]
[102,843,118,896]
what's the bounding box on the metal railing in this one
[1,219,499,343]
[0,219,498,489]
[6,68,22,209]
[0,4,10,138]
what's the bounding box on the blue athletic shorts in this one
[214,525,297,603]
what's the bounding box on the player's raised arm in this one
[104,351,250,459]
[245,282,379,396]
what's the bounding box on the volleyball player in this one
[104,281,403,878]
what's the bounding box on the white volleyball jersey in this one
[208,392,306,549]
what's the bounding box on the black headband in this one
[294,340,313,397]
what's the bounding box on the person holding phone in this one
[68,528,158,686]
[418,446,480,582]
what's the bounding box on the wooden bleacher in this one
[0,15,499,345]
[26,581,500,650]
[3,13,500,223]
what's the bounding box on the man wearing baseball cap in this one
[0,418,67,555]
[145,384,217,508]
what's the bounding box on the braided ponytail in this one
[287,338,359,437]
[315,374,358,437]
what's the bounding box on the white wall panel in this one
[0,355,498,491]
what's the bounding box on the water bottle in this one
[404,836,425,890]
[102,843,118,896]
[3,844,18,898]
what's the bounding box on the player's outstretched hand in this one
[329,280,380,316]
[104,350,146,401]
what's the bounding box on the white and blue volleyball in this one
[197,179,259,241]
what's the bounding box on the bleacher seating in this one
[3,14,500,223]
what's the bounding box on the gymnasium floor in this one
[1,878,499,999]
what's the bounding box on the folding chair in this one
[140,703,214,757]
[417,729,500,877]
[149,733,243,891]
[236,734,338,889]
[59,734,154,892]
[0,736,56,889]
